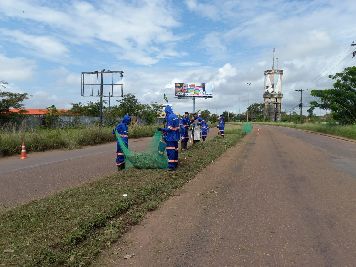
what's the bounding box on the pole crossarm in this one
[80,69,124,126]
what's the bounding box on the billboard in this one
[175,83,212,98]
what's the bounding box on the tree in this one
[220,111,239,122]
[310,66,356,124]
[117,94,142,116]
[69,101,102,117]
[281,111,306,123]
[42,105,60,128]
[0,90,28,113]
[210,113,219,124]
[139,103,161,124]
[221,111,230,122]
[0,82,28,124]
[247,103,264,121]
[200,109,211,121]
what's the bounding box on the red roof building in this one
[9,109,68,115]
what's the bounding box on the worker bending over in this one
[113,114,131,170]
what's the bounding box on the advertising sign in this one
[175,83,212,98]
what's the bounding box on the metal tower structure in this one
[81,70,124,125]
[263,49,283,121]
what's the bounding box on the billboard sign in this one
[175,83,212,98]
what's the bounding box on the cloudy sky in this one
[0,0,355,114]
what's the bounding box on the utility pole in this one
[81,70,124,126]
[99,70,104,125]
[295,89,304,123]
[246,82,251,122]
[192,97,196,113]
[352,41,356,58]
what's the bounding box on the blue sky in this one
[0,0,355,114]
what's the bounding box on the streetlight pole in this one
[295,89,304,123]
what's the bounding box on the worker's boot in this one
[117,163,125,171]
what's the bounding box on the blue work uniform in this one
[161,106,180,170]
[201,120,209,141]
[180,115,190,149]
[218,117,225,137]
[113,114,131,168]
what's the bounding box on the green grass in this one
[0,125,157,157]
[256,122,356,140]
[0,127,244,266]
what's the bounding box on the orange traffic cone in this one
[20,142,27,159]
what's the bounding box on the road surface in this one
[0,138,150,209]
[95,125,356,266]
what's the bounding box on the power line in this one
[311,45,353,85]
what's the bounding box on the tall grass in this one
[0,125,157,157]
[257,122,356,140]
[297,123,356,139]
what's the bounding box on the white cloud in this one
[0,53,36,82]
[202,32,227,60]
[0,0,182,65]
[185,0,218,20]
[0,29,69,60]
[176,61,201,67]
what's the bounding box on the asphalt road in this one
[0,137,150,209]
[96,125,356,266]
[0,128,218,210]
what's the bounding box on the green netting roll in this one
[242,122,253,134]
[115,130,168,169]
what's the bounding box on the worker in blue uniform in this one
[158,105,180,170]
[180,112,190,150]
[113,114,131,170]
[217,115,225,137]
[201,119,209,141]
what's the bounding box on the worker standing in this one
[180,112,190,150]
[158,105,180,171]
[217,115,225,138]
[191,113,202,144]
[113,114,131,170]
[201,119,209,141]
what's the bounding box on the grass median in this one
[0,124,157,157]
[0,126,244,266]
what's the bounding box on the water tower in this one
[263,49,283,121]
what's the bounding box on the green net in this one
[115,130,168,169]
[242,122,253,134]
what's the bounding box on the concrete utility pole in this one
[246,82,251,122]
[295,89,304,123]
[192,97,196,113]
